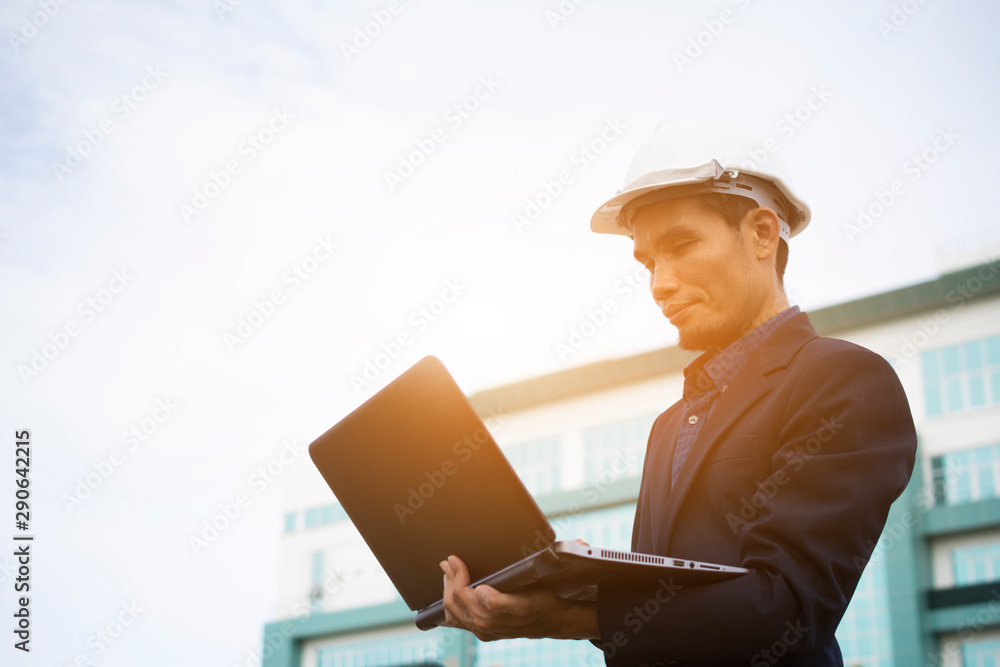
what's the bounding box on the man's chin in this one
[677,328,709,353]
[676,323,737,353]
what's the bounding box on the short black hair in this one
[697,193,788,287]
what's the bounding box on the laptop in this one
[308,356,748,630]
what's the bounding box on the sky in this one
[2,0,999,665]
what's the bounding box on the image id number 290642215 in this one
[13,429,32,653]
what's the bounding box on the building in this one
[262,259,1000,667]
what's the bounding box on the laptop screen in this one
[309,356,556,610]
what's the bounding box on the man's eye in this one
[673,240,695,253]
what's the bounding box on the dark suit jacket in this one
[595,312,917,666]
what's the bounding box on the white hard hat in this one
[590,116,810,240]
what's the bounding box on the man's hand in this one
[439,555,600,642]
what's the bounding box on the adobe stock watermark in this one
[512,116,628,233]
[854,457,966,573]
[887,257,999,365]
[189,439,306,556]
[7,0,71,55]
[340,0,409,62]
[750,619,810,666]
[597,577,684,661]
[236,568,355,667]
[179,107,295,224]
[878,0,932,39]
[59,599,144,666]
[843,126,958,244]
[61,398,179,515]
[224,235,339,352]
[544,449,638,541]
[383,76,500,192]
[925,590,1000,667]
[349,277,468,394]
[740,84,834,172]
[554,263,648,361]
[727,416,844,533]
[672,0,755,73]
[51,66,168,182]
[17,268,134,386]
[544,0,588,30]
[392,409,506,525]
[213,0,248,20]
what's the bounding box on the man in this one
[440,117,917,665]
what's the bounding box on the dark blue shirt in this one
[670,306,802,485]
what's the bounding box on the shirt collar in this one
[682,305,801,403]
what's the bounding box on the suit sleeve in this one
[594,345,917,666]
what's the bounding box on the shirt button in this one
[688,415,699,425]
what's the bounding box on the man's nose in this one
[649,264,680,303]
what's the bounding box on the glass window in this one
[553,502,636,550]
[583,413,658,484]
[303,503,348,529]
[922,335,1000,418]
[932,444,1000,506]
[284,512,297,533]
[502,435,562,496]
[953,543,1000,586]
[962,637,1000,667]
[316,628,450,667]
[311,550,325,611]
[988,335,1000,365]
[835,535,894,667]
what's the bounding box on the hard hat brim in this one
[590,164,811,238]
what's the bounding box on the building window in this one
[310,550,325,611]
[551,502,635,549]
[922,334,1000,417]
[583,413,657,484]
[932,444,1000,506]
[316,629,446,666]
[284,512,297,533]
[953,543,1000,586]
[835,535,894,667]
[502,435,562,496]
[961,638,1000,667]
[303,503,349,529]
[476,636,600,666]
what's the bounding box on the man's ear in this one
[748,206,782,261]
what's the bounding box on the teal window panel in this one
[988,335,1000,365]
[503,435,562,496]
[835,537,894,667]
[923,349,940,381]
[970,374,987,406]
[583,413,657,483]
[922,335,1000,418]
[926,382,943,416]
[952,543,1000,585]
[962,637,1000,667]
[931,443,1000,506]
[284,512,297,533]
[947,379,965,411]
[311,550,324,586]
[943,346,962,374]
[966,340,985,369]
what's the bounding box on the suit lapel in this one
[654,313,819,545]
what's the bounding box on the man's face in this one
[630,195,769,352]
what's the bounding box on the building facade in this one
[263,261,1000,667]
